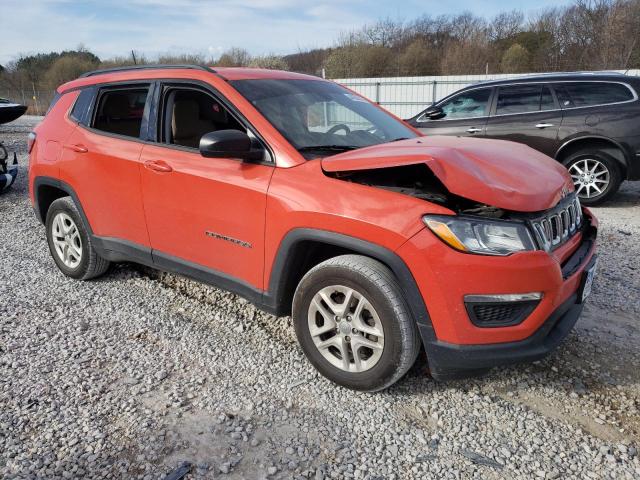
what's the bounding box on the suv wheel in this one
[292,255,421,391]
[564,150,622,206]
[45,197,110,280]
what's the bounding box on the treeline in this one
[1,0,639,104]
[0,47,286,97]
[293,0,640,77]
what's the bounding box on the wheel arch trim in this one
[33,176,94,234]
[264,228,437,343]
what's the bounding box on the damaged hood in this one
[321,136,574,212]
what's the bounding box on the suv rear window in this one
[556,82,634,108]
[92,87,149,138]
[495,85,555,115]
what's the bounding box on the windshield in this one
[230,79,417,158]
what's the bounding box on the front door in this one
[411,87,493,138]
[484,84,562,157]
[140,84,273,290]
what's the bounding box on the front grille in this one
[466,300,539,327]
[529,195,582,251]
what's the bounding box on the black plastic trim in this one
[561,222,597,279]
[32,177,94,231]
[80,64,216,78]
[465,299,540,328]
[92,237,152,264]
[153,250,264,306]
[425,293,583,380]
[263,228,437,340]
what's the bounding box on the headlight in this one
[423,215,536,256]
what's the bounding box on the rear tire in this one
[563,149,622,206]
[45,197,110,280]
[292,255,421,392]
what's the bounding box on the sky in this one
[1,0,573,66]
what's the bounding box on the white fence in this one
[333,70,640,119]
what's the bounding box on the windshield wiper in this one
[297,145,360,153]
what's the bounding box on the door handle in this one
[535,123,554,129]
[466,127,482,133]
[64,144,88,153]
[144,160,173,173]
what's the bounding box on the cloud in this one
[1,0,372,64]
[0,0,572,66]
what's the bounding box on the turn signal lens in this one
[424,219,468,252]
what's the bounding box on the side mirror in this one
[422,106,445,120]
[199,130,263,161]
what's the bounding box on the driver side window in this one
[307,101,374,134]
[437,88,491,120]
[163,88,246,149]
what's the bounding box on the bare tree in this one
[215,48,251,67]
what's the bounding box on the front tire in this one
[292,255,421,391]
[563,150,622,206]
[45,197,110,280]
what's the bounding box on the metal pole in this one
[375,82,381,104]
[431,81,437,104]
[31,82,40,116]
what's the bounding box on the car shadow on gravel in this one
[396,314,640,448]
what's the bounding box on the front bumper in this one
[423,290,585,380]
[397,209,597,380]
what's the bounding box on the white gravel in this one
[1,116,639,479]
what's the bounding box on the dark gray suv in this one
[406,73,640,205]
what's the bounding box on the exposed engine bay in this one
[327,163,508,218]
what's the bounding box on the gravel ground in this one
[1,116,639,479]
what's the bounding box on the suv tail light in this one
[27,132,36,154]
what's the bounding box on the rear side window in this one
[70,87,95,124]
[495,85,556,115]
[92,87,149,138]
[558,82,634,107]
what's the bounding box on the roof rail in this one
[79,64,216,78]
[521,70,625,76]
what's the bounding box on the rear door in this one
[58,83,152,248]
[484,84,562,157]
[139,82,273,290]
[411,87,493,137]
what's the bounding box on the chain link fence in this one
[334,70,640,119]
[0,89,54,116]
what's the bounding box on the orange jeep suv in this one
[28,65,598,391]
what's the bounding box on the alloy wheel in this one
[568,158,610,200]
[307,285,384,373]
[51,212,83,269]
